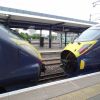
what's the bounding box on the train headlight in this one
[78,44,92,54]
[80,60,85,70]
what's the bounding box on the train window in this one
[0,24,21,40]
[74,29,100,42]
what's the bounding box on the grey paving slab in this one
[88,94,100,100]
[44,82,79,99]
[50,84,100,100]
[0,93,8,100]
[71,74,100,88]
[8,88,47,100]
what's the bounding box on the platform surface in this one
[50,83,100,100]
[0,72,100,100]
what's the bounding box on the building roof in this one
[0,6,98,32]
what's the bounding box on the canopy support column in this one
[49,28,52,48]
[65,32,67,46]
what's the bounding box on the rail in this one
[39,72,65,82]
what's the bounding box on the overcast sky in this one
[0,0,97,21]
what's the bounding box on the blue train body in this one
[0,24,45,86]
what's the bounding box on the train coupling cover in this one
[41,63,46,73]
[60,64,65,69]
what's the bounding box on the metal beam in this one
[60,33,62,48]
[65,32,67,46]
[49,28,52,48]
[40,29,43,47]
[0,18,87,33]
[53,22,65,26]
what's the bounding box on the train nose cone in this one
[61,50,78,74]
[41,64,46,73]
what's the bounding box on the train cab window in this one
[0,24,21,40]
[74,29,100,42]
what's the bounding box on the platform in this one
[50,83,100,100]
[39,49,62,54]
[0,72,100,100]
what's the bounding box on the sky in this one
[0,0,96,21]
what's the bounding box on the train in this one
[61,24,100,74]
[0,24,45,86]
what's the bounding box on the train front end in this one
[61,24,100,74]
[0,24,45,86]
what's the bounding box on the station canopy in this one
[0,6,98,33]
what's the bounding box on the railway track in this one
[42,57,60,66]
[41,51,61,59]
[39,57,66,83]
[41,57,64,75]
[39,72,66,82]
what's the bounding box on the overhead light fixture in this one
[28,26,35,29]
[64,29,70,32]
[0,13,9,17]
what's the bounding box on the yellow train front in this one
[61,24,100,74]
